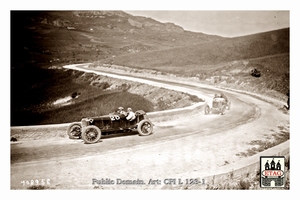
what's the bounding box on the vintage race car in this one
[204,94,231,115]
[66,110,153,144]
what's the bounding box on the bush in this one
[189,94,203,102]
[98,82,110,90]
[71,92,78,99]
[239,180,251,189]
[251,69,261,78]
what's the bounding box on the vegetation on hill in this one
[106,28,287,69]
[11,11,223,70]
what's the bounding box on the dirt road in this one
[10,64,289,190]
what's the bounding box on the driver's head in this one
[118,107,124,111]
[127,107,132,112]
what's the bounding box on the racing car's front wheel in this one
[137,119,153,136]
[227,102,231,110]
[67,122,82,139]
[82,125,102,144]
[220,105,226,115]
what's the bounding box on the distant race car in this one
[204,93,231,115]
[67,110,154,144]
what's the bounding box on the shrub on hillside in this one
[71,92,78,99]
[98,82,111,90]
[189,94,204,102]
[251,69,261,78]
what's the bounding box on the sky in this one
[124,10,289,37]
[5,0,292,38]
[5,0,292,37]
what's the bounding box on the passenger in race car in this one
[220,93,228,103]
[117,107,128,118]
[126,107,136,121]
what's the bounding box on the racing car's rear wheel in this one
[82,125,102,144]
[67,122,82,139]
[137,119,153,136]
[204,105,210,115]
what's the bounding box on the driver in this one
[214,94,221,99]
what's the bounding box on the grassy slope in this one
[105,28,289,98]
[10,11,223,69]
[111,28,289,70]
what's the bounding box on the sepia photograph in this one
[6,0,298,196]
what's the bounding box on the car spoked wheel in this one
[82,125,101,144]
[67,122,82,139]
[137,119,153,136]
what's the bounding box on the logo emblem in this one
[260,156,285,187]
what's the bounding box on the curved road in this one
[10,64,289,189]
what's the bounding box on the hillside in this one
[106,28,289,70]
[11,11,223,69]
